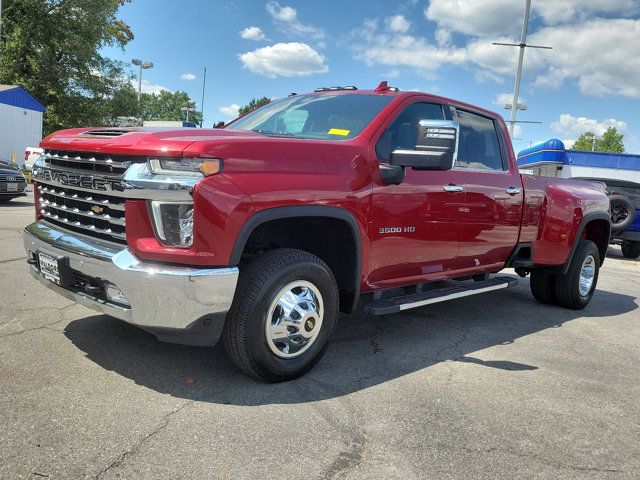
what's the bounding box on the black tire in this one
[609,196,635,231]
[223,248,339,382]
[621,241,640,259]
[530,269,557,305]
[555,240,600,310]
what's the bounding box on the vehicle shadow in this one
[64,278,637,405]
[1,199,33,207]
[606,245,640,263]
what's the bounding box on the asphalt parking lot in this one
[1,190,639,479]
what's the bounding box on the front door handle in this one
[443,184,464,193]
[506,187,521,195]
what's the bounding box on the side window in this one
[454,109,505,171]
[376,102,444,163]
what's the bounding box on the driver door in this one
[368,101,465,289]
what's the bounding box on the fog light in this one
[105,283,130,307]
[150,201,194,247]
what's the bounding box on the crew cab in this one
[23,83,611,381]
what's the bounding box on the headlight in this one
[148,157,222,177]
[150,201,194,247]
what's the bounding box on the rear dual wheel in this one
[530,240,600,310]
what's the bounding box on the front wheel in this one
[555,240,600,310]
[621,241,640,259]
[223,248,339,382]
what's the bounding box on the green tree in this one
[140,90,202,125]
[0,0,134,134]
[239,97,271,116]
[571,127,625,153]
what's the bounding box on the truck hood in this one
[40,127,260,157]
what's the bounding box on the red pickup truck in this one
[24,83,610,381]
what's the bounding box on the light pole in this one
[132,58,154,118]
[181,104,196,123]
[493,0,552,137]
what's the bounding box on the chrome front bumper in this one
[23,221,238,332]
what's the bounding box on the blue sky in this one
[102,0,640,153]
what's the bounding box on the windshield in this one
[225,94,394,140]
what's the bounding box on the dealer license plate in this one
[38,252,62,285]
[6,182,18,192]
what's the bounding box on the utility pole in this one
[493,0,552,137]
[132,59,154,120]
[200,67,207,128]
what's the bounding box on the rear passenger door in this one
[451,107,523,269]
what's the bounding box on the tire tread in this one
[223,248,338,381]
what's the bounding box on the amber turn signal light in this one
[200,159,222,177]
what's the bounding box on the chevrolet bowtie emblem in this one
[90,205,104,214]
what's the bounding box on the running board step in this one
[363,276,518,315]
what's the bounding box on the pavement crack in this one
[93,400,194,479]
[0,303,76,339]
[0,256,26,264]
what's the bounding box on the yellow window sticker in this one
[328,128,351,136]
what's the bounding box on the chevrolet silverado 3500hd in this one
[24,83,611,381]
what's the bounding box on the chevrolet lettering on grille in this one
[39,169,124,192]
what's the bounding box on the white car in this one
[24,147,43,172]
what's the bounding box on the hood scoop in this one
[80,128,137,138]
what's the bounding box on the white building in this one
[0,85,45,167]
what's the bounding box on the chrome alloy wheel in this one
[579,254,596,297]
[265,281,324,358]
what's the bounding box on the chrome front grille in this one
[38,184,127,243]
[43,149,144,175]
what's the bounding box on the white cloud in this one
[130,78,170,94]
[219,104,241,117]
[511,124,523,139]
[240,26,267,41]
[387,15,410,33]
[266,1,296,22]
[354,11,640,99]
[551,114,627,141]
[534,0,638,24]
[425,0,524,37]
[425,0,638,36]
[266,1,325,40]
[353,21,466,74]
[180,73,196,81]
[493,92,526,108]
[238,42,328,77]
[529,19,640,98]
[434,28,452,47]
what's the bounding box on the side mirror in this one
[389,120,459,171]
[212,121,225,128]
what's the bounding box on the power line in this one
[492,0,552,137]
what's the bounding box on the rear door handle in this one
[506,187,521,195]
[443,184,464,193]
